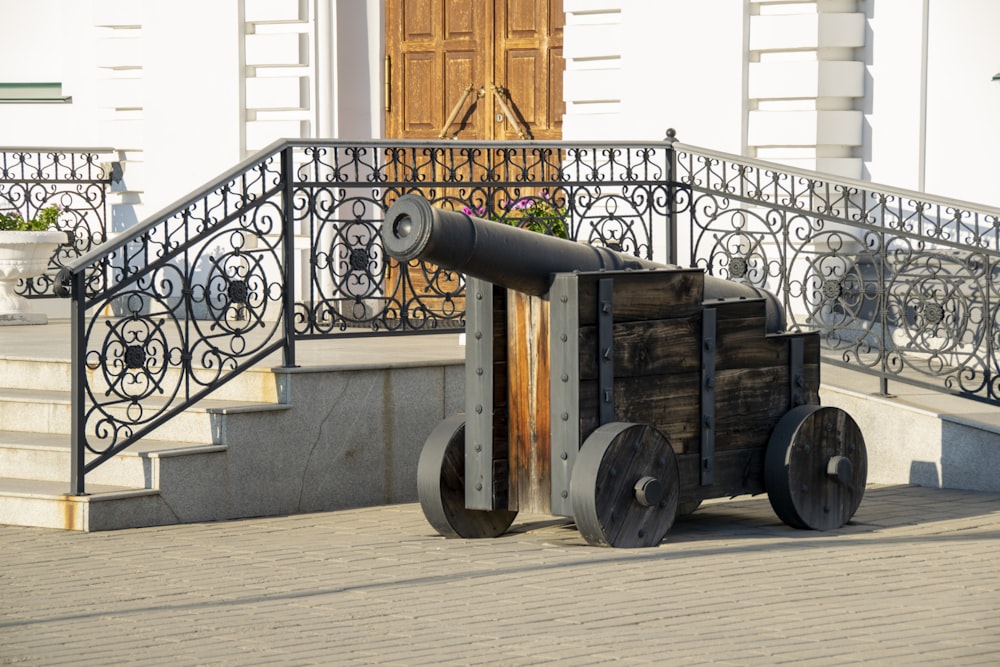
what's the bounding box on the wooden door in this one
[385,1,565,513]
[493,0,563,140]
[385,0,564,141]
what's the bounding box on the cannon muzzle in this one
[383,194,785,331]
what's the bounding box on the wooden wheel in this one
[417,414,517,539]
[765,405,867,531]
[570,422,680,548]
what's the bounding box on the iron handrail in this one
[53,137,1000,495]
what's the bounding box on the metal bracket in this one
[549,274,580,517]
[598,278,615,426]
[701,307,717,486]
[790,336,805,409]
[465,277,494,510]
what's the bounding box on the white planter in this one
[0,230,67,325]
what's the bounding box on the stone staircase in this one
[0,330,465,531]
[2,322,998,531]
[0,352,284,530]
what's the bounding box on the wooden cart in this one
[385,195,867,548]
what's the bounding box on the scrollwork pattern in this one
[676,146,1000,403]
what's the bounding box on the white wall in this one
[0,0,103,146]
[562,0,746,150]
[622,0,746,152]
[923,0,1000,206]
[865,0,1000,206]
[140,1,242,215]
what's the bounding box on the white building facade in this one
[1,0,998,220]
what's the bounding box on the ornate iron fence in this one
[57,139,676,492]
[0,148,118,296]
[56,136,1000,493]
[672,140,1000,403]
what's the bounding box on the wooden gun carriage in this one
[384,195,867,548]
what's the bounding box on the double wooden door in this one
[385,0,564,141]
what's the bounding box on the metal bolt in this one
[561,412,569,421]
[561,451,568,460]
[561,490,568,498]
[561,334,568,342]
[474,331,482,340]
[475,482,483,491]
[474,444,482,452]
[475,404,483,414]
[634,477,664,507]
[476,367,484,376]
[561,373,569,382]
[561,295,568,303]
[476,292,483,300]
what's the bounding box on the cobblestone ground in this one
[2,485,999,666]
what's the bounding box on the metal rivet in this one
[474,444,482,452]
[475,483,483,491]
[476,367,484,376]
[475,404,483,414]
[560,333,568,342]
[561,490,568,498]
[560,295,568,303]
[476,292,483,300]
[561,412,569,421]
[561,451,568,460]
[561,373,569,382]
[474,331,482,339]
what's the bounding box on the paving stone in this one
[1,485,999,665]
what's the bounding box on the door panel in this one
[388,0,491,139]
[387,0,563,141]
[494,0,563,140]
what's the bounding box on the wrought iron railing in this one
[55,136,1000,493]
[0,147,118,296]
[57,139,676,493]
[672,139,1000,403]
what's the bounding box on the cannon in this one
[384,194,867,547]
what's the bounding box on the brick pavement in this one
[2,485,999,666]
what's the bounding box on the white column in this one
[747,0,865,178]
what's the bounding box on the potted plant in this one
[463,189,569,238]
[0,204,68,324]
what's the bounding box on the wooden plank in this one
[507,290,551,514]
[575,270,705,325]
[577,316,700,380]
[675,448,767,501]
[579,374,701,455]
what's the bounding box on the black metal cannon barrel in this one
[384,194,785,332]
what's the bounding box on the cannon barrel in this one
[384,194,785,332]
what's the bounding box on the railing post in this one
[280,145,297,368]
[68,270,87,495]
[665,128,679,266]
